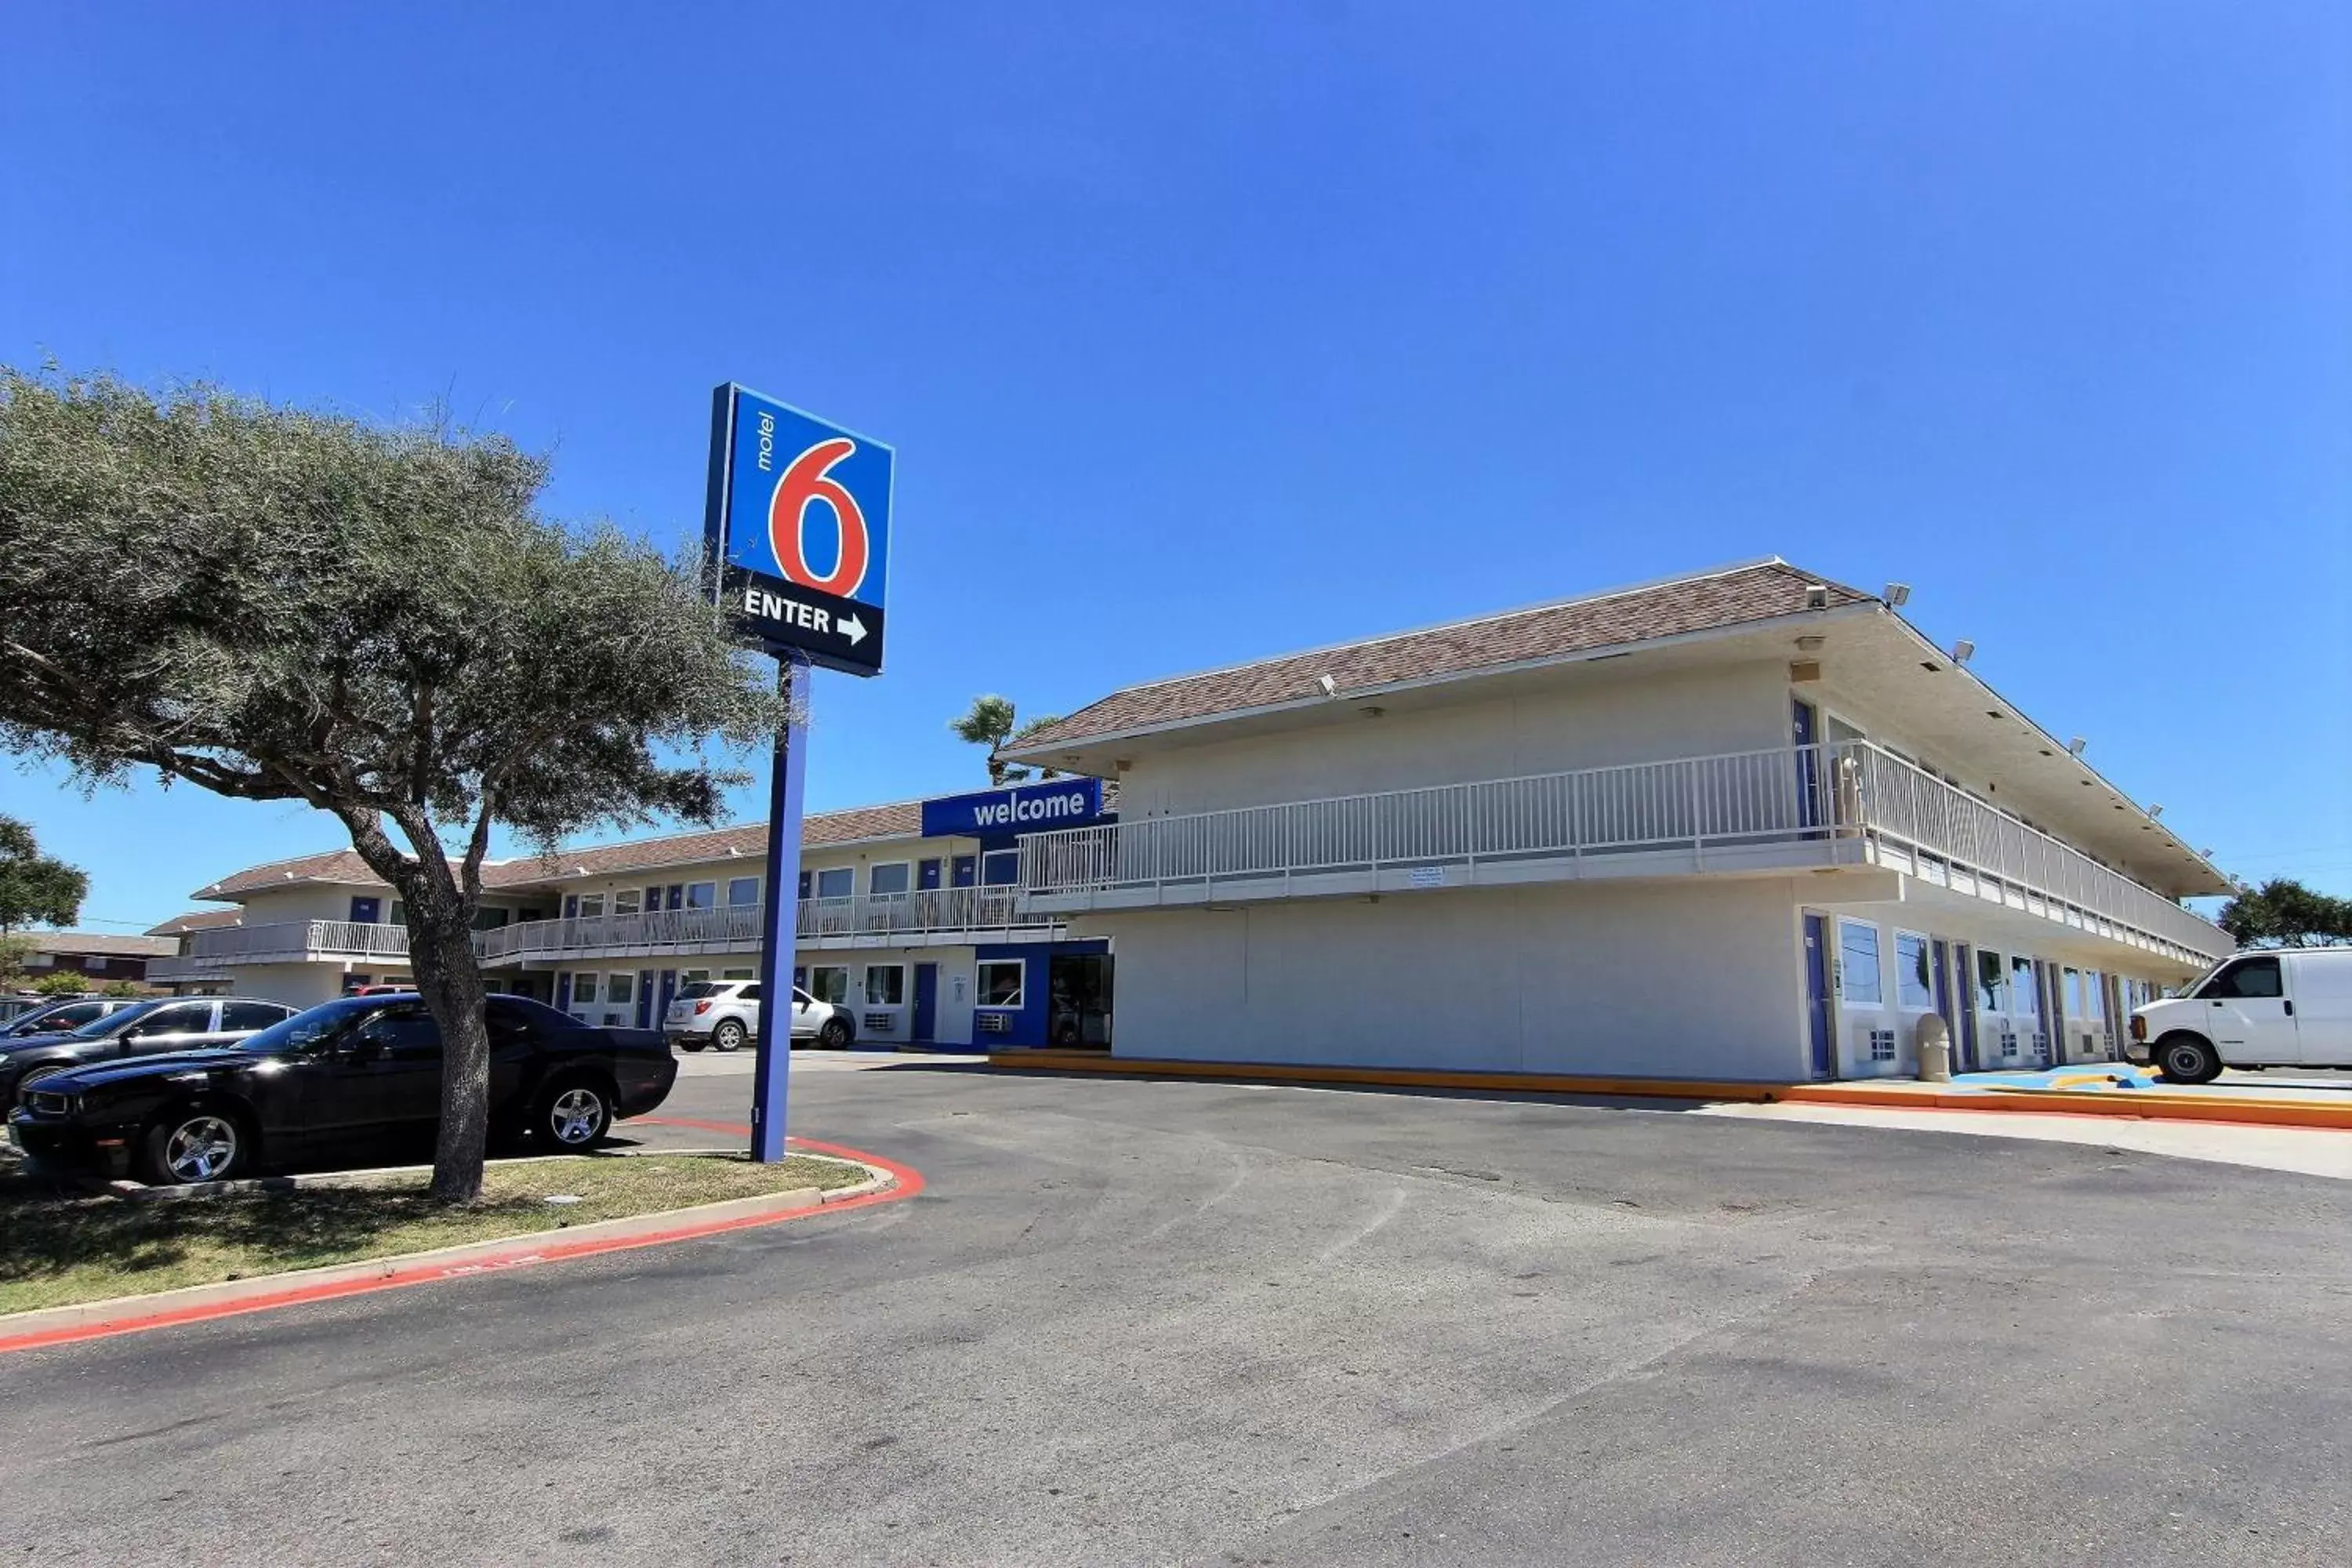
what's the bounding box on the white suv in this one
[663,980,857,1052]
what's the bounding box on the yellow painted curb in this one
[989,1051,2352,1132]
[987,1051,1784,1102]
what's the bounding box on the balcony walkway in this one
[1017,742,2231,969]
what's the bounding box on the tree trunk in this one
[405,906,493,1205]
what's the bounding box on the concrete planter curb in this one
[0,1149,905,1355]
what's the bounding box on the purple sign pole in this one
[748,656,809,1164]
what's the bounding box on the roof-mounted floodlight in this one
[1883,583,1911,607]
[1951,640,1975,665]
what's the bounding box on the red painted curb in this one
[0,1134,921,1357]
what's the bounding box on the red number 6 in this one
[768,437,869,597]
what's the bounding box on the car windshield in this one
[232,996,386,1054]
[65,999,170,1039]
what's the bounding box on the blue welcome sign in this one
[921,779,1107,839]
[703,384,894,677]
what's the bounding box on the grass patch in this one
[0,1152,866,1316]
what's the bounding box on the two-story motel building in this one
[149,785,1118,1051]
[149,559,2234,1083]
[1002,559,2234,1082]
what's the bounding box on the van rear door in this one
[2202,955,2299,1066]
[2285,953,2352,1068]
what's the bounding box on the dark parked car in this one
[0,996,296,1107]
[2,996,141,1040]
[9,993,678,1185]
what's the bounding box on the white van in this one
[2127,949,2352,1083]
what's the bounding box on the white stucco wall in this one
[1118,660,1793,819]
[224,962,353,1010]
[1087,876,1812,1080]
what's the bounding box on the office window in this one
[1976,950,2006,1013]
[815,867,854,899]
[727,877,760,906]
[1836,920,1882,1006]
[978,960,1025,1008]
[606,972,635,1005]
[614,891,642,916]
[865,964,906,1005]
[685,881,715,909]
[1895,931,1934,1009]
[869,862,911,897]
[808,965,850,1004]
[578,893,606,919]
[2009,955,2039,1018]
[572,973,599,1005]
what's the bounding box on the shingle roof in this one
[195,849,387,900]
[486,801,925,889]
[1007,559,1875,754]
[192,803,931,902]
[32,931,177,958]
[146,909,245,938]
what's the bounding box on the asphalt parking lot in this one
[5,1059,2350,1566]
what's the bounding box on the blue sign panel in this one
[921,778,1107,840]
[703,384,894,677]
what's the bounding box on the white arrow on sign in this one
[840,613,868,647]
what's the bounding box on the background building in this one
[158,782,1118,1050]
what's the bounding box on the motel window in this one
[982,850,1020,887]
[606,972,635,1006]
[808,966,851,1004]
[1976,949,2006,1014]
[685,882,715,909]
[865,964,906,1006]
[815,867,854,899]
[978,960,1025,1009]
[388,901,406,927]
[2063,967,2084,1019]
[2009,956,2040,1018]
[683,969,710,985]
[869,862,911,897]
[572,973,599,1005]
[2083,972,2107,1022]
[1836,920,1882,1006]
[614,891,641,916]
[727,877,760,907]
[578,893,606,919]
[1895,931,1934,1010]
[722,968,754,982]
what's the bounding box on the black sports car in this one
[0,996,298,1107]
[7,993,677,1185]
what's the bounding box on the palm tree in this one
[951,695,1062,786]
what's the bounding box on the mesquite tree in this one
[0,367,787,1201]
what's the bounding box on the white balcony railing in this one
[183,919,413,966]
[1018,742,2232,966]
[145,955,231,984]
[477,888,1058,965]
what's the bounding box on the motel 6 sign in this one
[703,384,894,677]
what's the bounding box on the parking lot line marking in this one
[0,1136,923,1357]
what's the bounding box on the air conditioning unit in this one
[1868,1029,1897,1064]
[978,1011,1013,1036]
[1998,1030,2020,1059]
[2031,1031,2051,1065]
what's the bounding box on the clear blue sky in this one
[3,2,2346,929]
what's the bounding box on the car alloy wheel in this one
[163,1115,241,1183]
[713,1020,747,1052]
[546,1086,607,1147]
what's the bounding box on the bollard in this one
[1915,1013,1952,1083]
